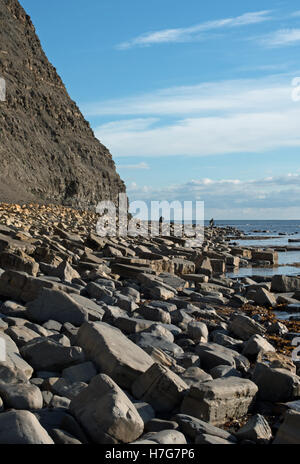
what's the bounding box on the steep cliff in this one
[0,0,126,208]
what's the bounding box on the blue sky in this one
[20,0,300,219]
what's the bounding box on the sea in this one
[203,220,300,279]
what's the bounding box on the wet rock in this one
[251,287,277,307]
[271,275,300,293]
[267,321,289,336]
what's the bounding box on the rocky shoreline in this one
[0,203,299,444]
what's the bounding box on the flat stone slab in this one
[76,322,154,389]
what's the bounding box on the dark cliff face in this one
[0,0,126,208]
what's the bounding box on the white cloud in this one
[118,162,150,170]
[125,173,300,219]
[261,28,300,47]
[93,75,300,158]
[85,76,292,117]
[117,10,272,49]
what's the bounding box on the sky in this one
[20,0,300,219]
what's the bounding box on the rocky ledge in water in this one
[0,203,299,444]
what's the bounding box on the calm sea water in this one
[204,219,300,236]
[207,220,300,279]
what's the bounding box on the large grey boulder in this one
[212,331,244,351]
[70,374,144,444]
[5,325,41,348]
[0,410,54,444]
[271,275,300,293]
[251,287,277,307]
[20,338,85,371]
[195,342,250,373]
[134,332,184,358]
[45,378,88,400]
[235,414,272,444]
[0,382,43,409]
[252,362,300,402]
[182,366,212,386]
[229,314,266,341]
[0,270,79,303]
[0,362,29,384]
[273,410,300,444]
[181,377,258,426]
[113,316,154,335]
[1,332,33,379]
[62,362,97,384]
[210,364,242,379]
[76,322,153,389]
[187,321,208,343]
[86,282,113,300]
[242,335,275,358]
[26,288,88,326]
[132,363,188,413]
[138,305,171,324]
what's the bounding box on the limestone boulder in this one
[26,288,88,326]
[181,377,258,426]
[76,322,153,389]
[0,410,54,444]
[70,374,144,444]
[132,363,188,413]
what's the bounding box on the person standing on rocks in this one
[159,216,164,235]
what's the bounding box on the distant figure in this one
[209,218,215,229]
[159,216,164,234]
